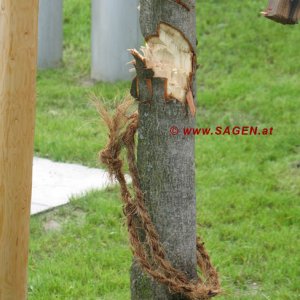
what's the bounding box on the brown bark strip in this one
[131,77,139,100]
[175,0,191,11]
[145,79,153,99]
[97,100,221,300]
[130,49,155,102]
[186,89,196,117]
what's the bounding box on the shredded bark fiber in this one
[96,98,221,300]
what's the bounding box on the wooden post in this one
[91,0,141,82]
[38,0,63,69]
[0,0,39,299]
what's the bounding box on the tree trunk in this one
[0,0,38,299]
[131,0,197,299]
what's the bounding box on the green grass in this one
[30,0,300,299]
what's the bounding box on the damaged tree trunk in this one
[131,0,197,299]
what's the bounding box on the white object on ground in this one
[31,157,127,215]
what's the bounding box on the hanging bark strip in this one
[97,99,221,300]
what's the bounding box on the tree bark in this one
[0,0,38,299]
[131,0,197,299]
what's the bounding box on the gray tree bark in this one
[131,0,197,299]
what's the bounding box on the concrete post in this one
[38,0,63,69]
[91,0,141,82]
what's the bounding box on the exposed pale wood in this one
[0,0,39,299]
[140,23,193,102]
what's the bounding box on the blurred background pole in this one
[0,0,38,299]
[91,0,141,82]
[38,0,63,69]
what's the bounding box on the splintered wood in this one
[142,23,193,102]
[262,0,300,24]
[130,23,195,115]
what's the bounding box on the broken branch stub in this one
[130,22,196,116]
[262,0,300,24]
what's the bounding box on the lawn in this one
[29,0,300,299]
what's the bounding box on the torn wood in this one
[130,22,196,115]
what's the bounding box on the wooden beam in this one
[0,0,39,299]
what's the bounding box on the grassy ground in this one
[29,0,300,299]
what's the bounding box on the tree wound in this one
[130,23,196,116]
